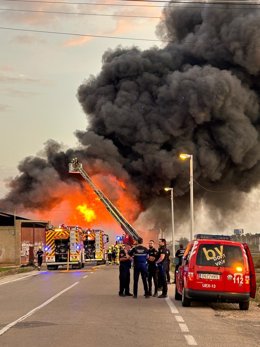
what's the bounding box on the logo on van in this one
[202,245,226,266]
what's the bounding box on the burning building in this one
[0,2,259,238]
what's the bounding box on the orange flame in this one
[76,204,96,222]
[31,173,142,236]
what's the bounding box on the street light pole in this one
[179,153,194,241]
[164,187,175,260]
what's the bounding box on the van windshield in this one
[196,244,243,267]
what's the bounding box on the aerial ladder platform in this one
[69,158,140,242]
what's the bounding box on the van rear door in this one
[195,243,249,294]
[243,243,256,298]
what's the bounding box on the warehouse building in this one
[0,212,48,265]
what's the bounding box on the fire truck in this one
[83,229,109,264]
[45,225,85,270]
[69,158,141,245]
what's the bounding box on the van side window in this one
[196,244,243,267]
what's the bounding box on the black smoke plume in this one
[1,2,260,229]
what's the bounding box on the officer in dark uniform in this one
[119,245,132,296]
[156,238,168,298]
[165,246,171,284]
[128,237,149,298]
[147,240,158,297]
[174,244,185,283]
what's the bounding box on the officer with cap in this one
[118,245,132,297]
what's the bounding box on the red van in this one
[175,234,256,310]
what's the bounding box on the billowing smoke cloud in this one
[1,2,260,231]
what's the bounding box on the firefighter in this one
[118,245,132,297]
[147,240,158,297]
[111,246,117,264]
[107,246,113,264]
[156,238,168,298]
[128,237,149,298]
[36,247,44,270]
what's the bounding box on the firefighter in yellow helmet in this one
[107,246,113,264]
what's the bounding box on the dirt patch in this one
[0,266,35,277]
[212,301,260,322]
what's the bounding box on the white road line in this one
[179,323,189,333]
[184,335,198,346]
[0,282,79,336]
[0,272,40,286]
[165,296,179,314]
[83,275,88,279]
[166,295,198,346]
[175,315,185,323]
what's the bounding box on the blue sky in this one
[0,0,163,196]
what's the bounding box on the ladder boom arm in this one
[69,158,140,241]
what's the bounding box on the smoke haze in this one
[1,1,260,235]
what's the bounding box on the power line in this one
[0,0,165,7]
[1,0,260,5]
[194,179,233,193]
[1,0,259,11]
[0,26,165,42]
[0,8,161,19]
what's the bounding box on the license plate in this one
[199,273,220,280]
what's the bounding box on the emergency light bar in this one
[194,234,231,240]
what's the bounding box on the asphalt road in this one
[0,265,259,347]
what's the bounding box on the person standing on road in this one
[174,244,185,283]
[156,238,168,298]
[165,245,171,284]
[118,244,133,297]
[147,240,158,297]
[128,238,149,298]
[36,247,44,270]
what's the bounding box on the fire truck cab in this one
[45,225,85,270]
[175,234,256,310]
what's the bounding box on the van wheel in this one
[182,289,191,307]
[239,301,249,310]
[175,286,182,301]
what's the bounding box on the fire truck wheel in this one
[239,301,249,310]
[182,289,191,307]
[47,265,58,270]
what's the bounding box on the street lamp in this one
[179,153,194,241]
[164,187,175,260]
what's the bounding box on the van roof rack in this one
[194,234,231,241]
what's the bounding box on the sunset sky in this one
[0,0,163,196]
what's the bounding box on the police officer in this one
[156,238,168,298]
[174,244,185,283]
[118,245,132,297]
[165,246,171,284]
[147,240,158,297]
[128,238,149,298]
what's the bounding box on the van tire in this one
[239,301,249,310]
[175,286,182,301]
[182,289,191,307]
